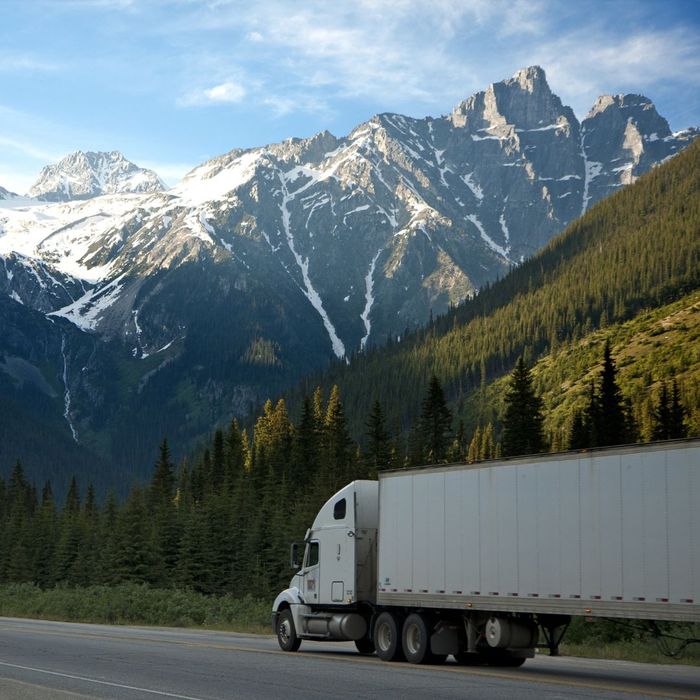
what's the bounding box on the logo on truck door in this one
[306,578,316,591]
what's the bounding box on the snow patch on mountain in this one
[51,273,127,331]
[171,150,261,206]
[277,168,346,359]
[360,248,383,350]
[466,214,510,260]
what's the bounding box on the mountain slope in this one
[28,151,164,201]
[0,67,697,491]
[297,137,700,441]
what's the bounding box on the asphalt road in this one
[0,617,698,699]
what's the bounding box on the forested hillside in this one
[298,137,700,443]
[2,140,698,601]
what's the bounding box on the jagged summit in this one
[510,65,548,91]
[28,150,165,201]
[585,93,672,138]
[451,65,574,132]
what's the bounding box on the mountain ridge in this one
[0,66,697,491]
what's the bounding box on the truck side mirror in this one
[290,543,300,569]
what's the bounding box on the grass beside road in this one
[1,584,698,666]
[0,583,270,633]
[560,641,700,666]
[560,617,700,666]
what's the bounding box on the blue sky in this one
[1,0,699,193]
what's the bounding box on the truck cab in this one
[272,481,378,650]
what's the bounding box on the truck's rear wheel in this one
[402,613,440,664]
[374,612,404,661]
[276,609,301,652]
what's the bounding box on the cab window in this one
[333,498,346,520]
[305,541,319,568]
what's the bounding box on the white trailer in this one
[272,439,699,665]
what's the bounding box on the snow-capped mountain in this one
[28,150,164,201]
[0,66,696,486]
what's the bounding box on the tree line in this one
[0,340,690,600]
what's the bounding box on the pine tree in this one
[53,477,83,583]
[293,396,320,486]
[148,440,180,583]
[111,486,158,584]
[324,386,355,486]
[364,399,391,477]
[418,374,452,463]
[467,426,482,463]
[668,380,688,439]
[149,438,176,510]
[501,357,545,457]
[32,483,57,587]
[224,419,245,492]
[480,422,495,460]
[211,429,226,490]
[652,383,671,440]
[596,341,631,446]
[568,410,589,450]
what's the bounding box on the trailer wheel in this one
[374,612,404,661]
[276,609,301,652]
[401,613,436,664]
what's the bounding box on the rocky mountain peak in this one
[0,185,19,200]
[28,150,165,202]
[585,93,672,139]
[510,65,548,92]
[451,65,574,132]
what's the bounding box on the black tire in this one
[276,609,301,652]
[401,613,435,664]
[354,636,376,655]
[374,612,404,661]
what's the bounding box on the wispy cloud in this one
[524,25,700,116]
[0,134,60,162]
[179,79,247,107]
[0,51,61,73]
[163,1,543,115]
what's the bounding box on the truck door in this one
[301,540,320,603]
[318,495,356,604]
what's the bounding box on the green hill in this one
[295,137,700,444]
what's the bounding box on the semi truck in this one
[272,439,699,665]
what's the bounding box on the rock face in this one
[0,66,696,484]
[28,150,164,201]
[581,94,691,207]
[0,186,19,200]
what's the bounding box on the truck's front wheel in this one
[276,609,301,652]
[374,612,404,661]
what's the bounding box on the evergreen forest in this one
[0,127,698,607]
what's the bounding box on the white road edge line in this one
[0,660,206,700]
